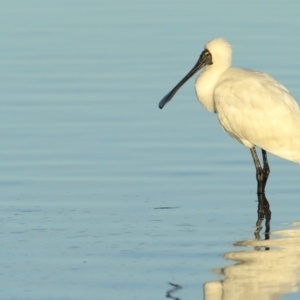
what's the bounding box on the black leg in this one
[250,148,270,194]
[261,149,270,191]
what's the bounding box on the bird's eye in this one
[200,50,211,60]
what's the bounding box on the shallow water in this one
[2,1,300,299]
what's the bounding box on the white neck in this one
[195,64,229,113]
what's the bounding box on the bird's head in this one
[158,37,232,109]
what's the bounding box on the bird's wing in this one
[253,70,299,111]
[214,68,300,163]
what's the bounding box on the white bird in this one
[159,38,300,194]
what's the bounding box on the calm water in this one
[1,1,300,299]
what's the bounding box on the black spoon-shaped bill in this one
[158,49,213,109]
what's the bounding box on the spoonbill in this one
[158,38,300,194]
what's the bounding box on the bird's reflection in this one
[254,192,271,250]
[204,192,300,300]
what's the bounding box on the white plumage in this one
[198,38,300,163]
[158,38,300,193]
